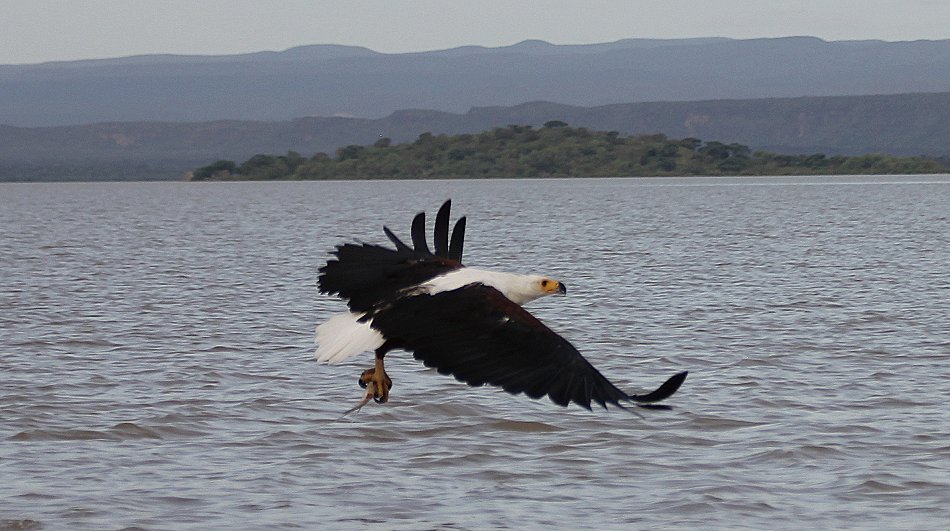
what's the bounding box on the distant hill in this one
[3,37,950,127]
[2,92,949,181]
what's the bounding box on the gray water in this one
[2,176,949,530]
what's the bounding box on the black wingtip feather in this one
[629,371,688,403]
[434,200,451,257]
[383,225,413,253]
[410,212,430,254]
[449,217,466,262]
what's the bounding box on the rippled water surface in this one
[2,176,950,529]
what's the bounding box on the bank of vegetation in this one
[190,123,948,181]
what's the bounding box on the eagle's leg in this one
[358,347,393,403]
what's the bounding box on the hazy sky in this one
[3,0,948,64]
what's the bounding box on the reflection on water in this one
[2,176,949,529]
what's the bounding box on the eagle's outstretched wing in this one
[319,200,466,313]
[369,283,687,410]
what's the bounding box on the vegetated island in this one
[188,122,948,181]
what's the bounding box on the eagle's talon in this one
[359,365,392,404]
[358,367,376,389]
[372,373,391,403]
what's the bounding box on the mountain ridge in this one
[3,37,950,127]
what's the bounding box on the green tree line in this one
[190,123,948,181]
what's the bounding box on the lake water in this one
[2,176,949,530]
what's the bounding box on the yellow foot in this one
[358,367,393,404]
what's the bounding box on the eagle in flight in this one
[316,200,687,412]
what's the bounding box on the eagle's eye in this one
[541,280,551,288]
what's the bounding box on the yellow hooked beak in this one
[541,279,567,295]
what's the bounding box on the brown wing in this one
[369,284,687,409]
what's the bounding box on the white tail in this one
[315,312,385,364]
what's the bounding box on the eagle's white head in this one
[512,274,567,305]
[422,268,566,306]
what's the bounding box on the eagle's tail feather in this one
[315,312,384,364]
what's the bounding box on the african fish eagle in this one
[316,200,687,411]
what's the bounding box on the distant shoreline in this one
[4,173,950,185]
[189,124,950,181]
